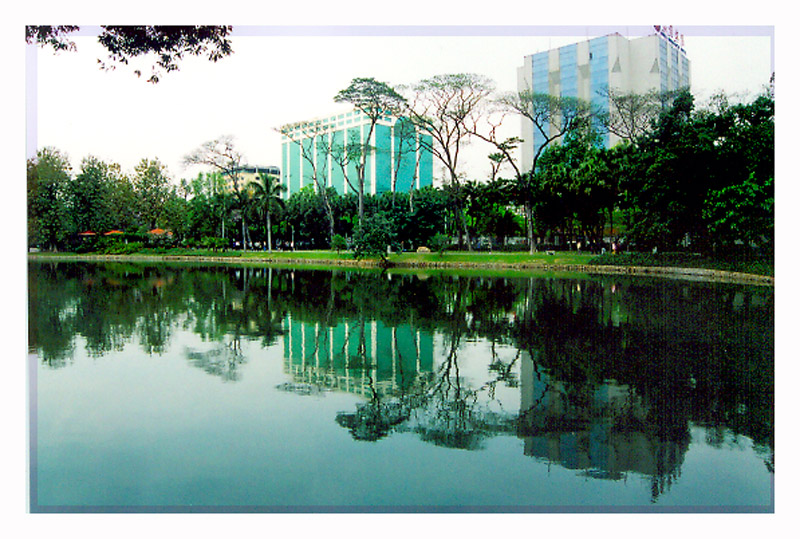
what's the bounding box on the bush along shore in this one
[28,249,774,285]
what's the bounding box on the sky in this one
[29,25,774,185]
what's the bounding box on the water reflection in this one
[29,261,774,504]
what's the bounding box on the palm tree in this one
[250,172,285,252]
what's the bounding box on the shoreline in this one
[27,253,775,285]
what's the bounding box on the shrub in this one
[330,234,348,253]
[429,233,450,257]
[351,213,400,263]
[200,236,227,251]
[102,241,143,255]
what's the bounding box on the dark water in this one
[28,261,774,512]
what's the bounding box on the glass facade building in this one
[518,31,691,172]
[280,110,434,199]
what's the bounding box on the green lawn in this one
[387,250,593,266]
[29,248,773,278]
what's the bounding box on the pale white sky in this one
[30,26,773,184]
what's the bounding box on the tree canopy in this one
[26,25,233,83]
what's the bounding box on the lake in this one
[27,261,774,512]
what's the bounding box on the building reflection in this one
[282,315,434,399]
[517,352,686,498]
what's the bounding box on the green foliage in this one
[25,82,773,262]
[133,158,171,230]
[285,186,332,249]
[200,236,228,251]
[102,241,144,255]
[618,87,774,251]
[330,234,348,253]
[69,156,114,234]
[703,174,773,250]
[429,233,451,256]
[27,26,233,83]
[351,213,400,262]
[334,77,406,118]
[27,147,73,250]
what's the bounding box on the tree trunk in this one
[266,210,272,252]
[460,205,473,252]
[525,202,535,255]
[241,218,247,252]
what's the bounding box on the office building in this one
[280,110,433,199]
[518,27,691,171]
[223,165,281,193]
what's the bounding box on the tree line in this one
[27,75,774,257]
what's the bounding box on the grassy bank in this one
[28,248,774,280]
[588,252,774,278]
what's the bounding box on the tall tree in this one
[69,156,113,234]
[184,136,252,250]
[27,147,72,250]
[618,89,718,250]
[250,171,286,252]
[390,118,424,207]
[600,87,674,144]
[132,158,171,230]
[104,163,139,232]
[493,90,597,253]
[334,77,406,226]
[279,122,337,244]
[402,73,495,251]
[26,25,233,83]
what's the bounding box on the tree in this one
[700,89,774,252]
[184,136,252,251]
[284,186,334,249]
[104,163,139,232]
[26,25,233,83]
[69,156,114,234]
[27,147,73,250]
[278,122,337,244]
[464,179,523,248]
[402,73,495,251]
[494,89,597,253]
[535,127,613,247]
[351,212,400,264]
[334,77,407,225]
[600,87,674,144]
[619,89,718,250]
[250,171,286,252]
[330,234,348,253]
[132,158,171,230]
[703,174,773,252]
[390,117,424,206]
[161,187,191,242]
[191,171,231,240]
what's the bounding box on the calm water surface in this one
[28,261,774,512]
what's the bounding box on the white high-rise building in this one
[517,28,691,171]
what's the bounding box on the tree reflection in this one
[185,339,245,382]
[29,262,286,381]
